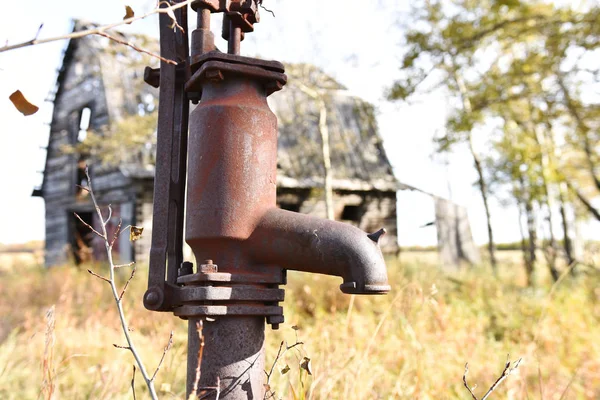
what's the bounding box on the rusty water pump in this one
[142,1,391,398]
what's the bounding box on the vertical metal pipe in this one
[187,317,266,399]
[228,22,241,55]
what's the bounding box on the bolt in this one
[179,261,194,277]
[199,259,218,273]
[266,315,284,330]
[205,69,224,82]
[144,290,160,306]
[188,92,201,104]
[143,66,160,88]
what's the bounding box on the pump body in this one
[144,2,391,399]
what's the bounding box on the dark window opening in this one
[75,159,89,199]
[75,107,91,198]
[279,202,301,213]
[71,211,94,265]
[341,205,362,222]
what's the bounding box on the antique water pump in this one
[143,1,391,398]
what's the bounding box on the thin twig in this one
[95,31,177,65]
[0,0,194,54]
[131,365,137,400]
[189,320,205,399]
[106,204,113,225]
[462,356,523,400]
[115,261,136,269]
[76,184,90,193]
[74,212,104,239]
[463,363,479,400]
[113,344,132,350]
[82,165,159,399]
[151,331,174,382]
[110,218,123,248]
[87,269,111,284]
[119,264,137,301]
[481,357,522,400]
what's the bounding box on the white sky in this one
[0,0,597,246]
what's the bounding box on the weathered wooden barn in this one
[35,21,400,267]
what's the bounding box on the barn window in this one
[279,202,301,213]
[78,107,91,142]
[341,205,361,222]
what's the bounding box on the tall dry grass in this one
[0,252,599,399]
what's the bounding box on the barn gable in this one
[37,20,401,266]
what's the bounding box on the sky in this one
[0,0,597,247]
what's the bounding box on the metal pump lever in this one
[144,1,190,311]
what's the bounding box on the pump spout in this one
[248,208,391,294]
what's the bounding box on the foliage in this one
[1,254,600,399]
[389,0,600,279]
[63,111,158,167]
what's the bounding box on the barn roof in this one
[48,20,399,192]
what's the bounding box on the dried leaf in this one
[124,5,135,22]
[129,226,144,241]
[9,90,39,116]
[263,384,271,392]
[160,383,171,393]
[299,357,312,375]
[291,325,300,331]
[280,364,291,375]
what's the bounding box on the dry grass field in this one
[0,250,599,399]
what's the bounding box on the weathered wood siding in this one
[276,188,398,253]
[42,38,138,266]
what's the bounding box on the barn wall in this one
[42,39,142,267]
[277,188,398,253]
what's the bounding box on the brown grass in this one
[0,252,599,399]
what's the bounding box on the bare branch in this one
[106,204,113,226]
[87,269,111,284]
[119,264,137,301]
[110,218,123,248]
[115,261,136,269]
[481,357,522,400]
[75,184,90,193]
[463,363,479,400]
[0,0,194,54]
[463,356,523,400]
[82,164,159,399]
[151,331,174,382]
[131,365,137,400]
[95,31,177,65]
[189,320,205,399]
[74,212,104,239]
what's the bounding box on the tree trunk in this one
[567,182,600,221]
[454,71,497,270]
[558,182,576,272]
[517,195,534,286]
[296,81,335,221]
[529,118,559,281]
[557,74,600,192]
[524,195,537,286]
[318,99,334,221]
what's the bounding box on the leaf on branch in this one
[129,226,144,241]
[280,365,290,375]
[9,90,39,116]
[124,6,135,22]
[299,357,312,375]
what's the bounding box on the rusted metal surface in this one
[187,317,265,399]
[144,2,391,398]
[144,0,190,312]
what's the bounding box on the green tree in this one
[390,0,599,276]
